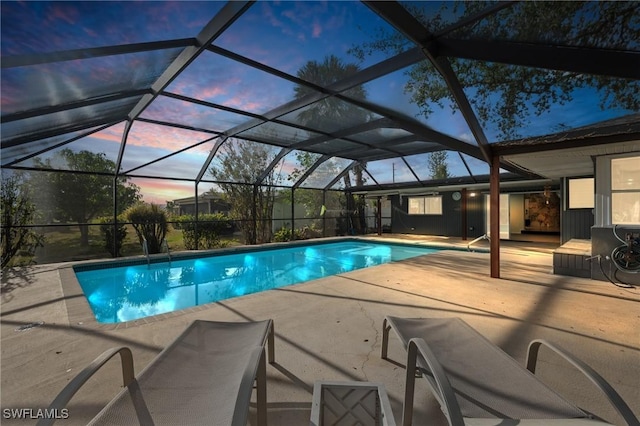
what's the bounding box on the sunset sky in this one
[1,1,634,204]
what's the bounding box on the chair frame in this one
[382,316,639,426]
[38,319,275,426]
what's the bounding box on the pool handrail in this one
[162,239,171,264]
[142,237,150,267]
[467,233,489,251]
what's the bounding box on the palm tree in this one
[294,55,369,128]
[294,55,372,233]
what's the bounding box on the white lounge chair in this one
[39,319,275,426]
[381,316,639,426]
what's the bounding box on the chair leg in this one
[257,349,267,426]
[382,318,390,359]
[402,342,418,426]
[267,320,275,364]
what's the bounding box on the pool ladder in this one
[142,238,150,267]
[467,233,490,251]
[162,240,172,265]
[141,238,171,267]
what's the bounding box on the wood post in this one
[490,155,500,278]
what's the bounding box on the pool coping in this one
[59,236,483,330]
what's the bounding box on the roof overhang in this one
[501,140,640,179]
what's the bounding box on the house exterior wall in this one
[176,199,231,216]
[389,191,485,239]
[179,202,210,216]
[560,177,593,244]
[560,209,593,244]
[272,202,310,231]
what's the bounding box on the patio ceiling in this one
[1,1,639,195]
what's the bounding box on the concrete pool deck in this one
[1,235,639,425]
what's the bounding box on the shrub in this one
[124,203,169,254]
[271,226,311,243]
[98,216,127,257]
[171,214,191,230]
[176,213,230,250]
[272,227,313,242]
[298,226,322,240]
[272,227,293,242]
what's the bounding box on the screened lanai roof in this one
[2,1,639,198]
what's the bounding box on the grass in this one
[29,224,240,265]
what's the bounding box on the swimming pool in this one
[75,240,441,323]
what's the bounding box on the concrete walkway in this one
[1,235,639,425]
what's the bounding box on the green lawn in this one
[30,224,239,265]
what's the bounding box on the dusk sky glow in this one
[1,1,637,205]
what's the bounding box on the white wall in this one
[594,152,640,227]
[272,202,313,230]
[509,194,525,234]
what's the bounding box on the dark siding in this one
[561,209,593,243]
[560,177,594,244]
[390,191,485,238]
[466,195,486,239]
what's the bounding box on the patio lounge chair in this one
[381,316,639,426]
[38,319,275,426]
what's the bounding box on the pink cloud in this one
[199,85,228,100]
[92,123,127,144]
[0,86,19,109]
[325,5,347,31]
[83,27,98,38]
[133,178,195,204]
[263,3,287,32]
[311,21,322,38]
[223,91,267,112]
[126,121,212,151]
[47,3,78,25]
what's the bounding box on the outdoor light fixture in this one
[543,185,552,204]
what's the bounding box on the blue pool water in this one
[75,241,440,323]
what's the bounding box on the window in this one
[611,156,640,225]
[407,196,442,215]
[568,178,594,209]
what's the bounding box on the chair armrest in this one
[526,339,639,426]
[36,347,135,426]
[404,338,464,426]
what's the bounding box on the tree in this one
[1,174,45,267]
[428,151,451,180]
[351,1,639,140]
[29,149,141,247]
[209,139,279,244]
[288,151,324,219]
[294,55,372,233]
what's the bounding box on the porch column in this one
[461,188,468,241]
[490,155,500,278]
[377,196,382,235]
[291,188,295,241]
[195,183,199,250]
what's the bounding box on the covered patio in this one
[2,236,639,425]
[2,1,639,277]
[1,1,639,424]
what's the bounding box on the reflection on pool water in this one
[75,241,440,323]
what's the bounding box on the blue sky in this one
[1,1,635,204]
